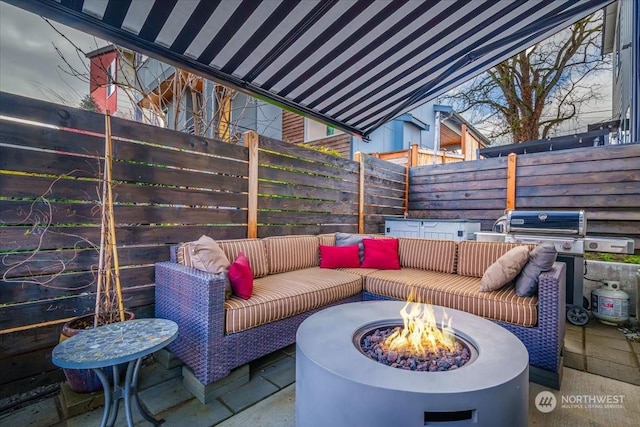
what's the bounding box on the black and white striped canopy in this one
[7,0,612,138]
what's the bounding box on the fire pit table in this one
[295,301,528,427]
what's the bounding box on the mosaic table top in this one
[52,318,178,369]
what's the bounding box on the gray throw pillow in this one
[335,232,369,263]
[514,243,558,297]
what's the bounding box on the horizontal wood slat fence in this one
[4,89,637,397]
[0,92,404,396]
[409,142,640,248]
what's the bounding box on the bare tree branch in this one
[45,20,261,142]
[439,12,610,144]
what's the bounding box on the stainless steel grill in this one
[502,211,589,325]
[504,210,586,256]
[506,210,586,236]
[497,210,634,326]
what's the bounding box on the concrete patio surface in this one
[564,319,640,385]
[2,318,639,427]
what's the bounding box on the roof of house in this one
[434,105,491,148]
[85,44,117,59]
[13,0,611,138]
[395,113,429,131]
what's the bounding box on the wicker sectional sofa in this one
[155,234,566,400]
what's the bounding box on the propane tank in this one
[591,281,630,325]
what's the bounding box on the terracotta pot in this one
[59,311,135,393]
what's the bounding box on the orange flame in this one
[384,292,456,355]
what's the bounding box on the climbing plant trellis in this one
[94,112,125,327]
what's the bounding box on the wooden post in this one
[410,143,418,167]
[404,166,410,217]
[406,145,417,216]
[244,131,259,238]
[354,152,365,234]
[460,123,467,160]
[506,153,517,211]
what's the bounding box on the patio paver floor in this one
[2,319,639,426]
[564,319,640,386]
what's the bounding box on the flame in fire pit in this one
[384,293,456,356]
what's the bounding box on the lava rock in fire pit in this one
[360,327,471,371]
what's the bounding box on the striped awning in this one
[6,0,612,138]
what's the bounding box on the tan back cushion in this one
[264,235,319,274]
[398,238,457,273]
[479,246,530,291]
[318,233,336,246]
[457,241,535,278]
[217,239,269,278]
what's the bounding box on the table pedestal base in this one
[93,358,163,427]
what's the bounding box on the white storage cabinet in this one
[385,218,481,241]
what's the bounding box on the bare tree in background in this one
[45,18,253,143]
[441,13,610,144]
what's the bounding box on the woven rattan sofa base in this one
[156,238,567,393]
[363,262,566,389]
[155,261,362,386]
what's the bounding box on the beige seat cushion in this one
[224,268,362,334]
[364,269,537,327]
[337,267,380,276]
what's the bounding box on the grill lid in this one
[506,210,586,236]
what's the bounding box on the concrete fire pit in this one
[296,301,529,427]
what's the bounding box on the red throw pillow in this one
[228,253,253,299]
[361,238,400,270]
[319,245,361,268]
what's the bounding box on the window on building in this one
[106,59,116,98]
[621,107,631,144]
[305,118,342,141]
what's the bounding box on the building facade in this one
[135,59,281,141]
[602,0,639,144]
[283,101,488,162]
[89,48,487,160]
[86,45,140,120]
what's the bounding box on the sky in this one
[0,2,107,107]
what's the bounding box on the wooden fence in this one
[409,142,640,248]
[0,92,404,396]
[372,144,467,167]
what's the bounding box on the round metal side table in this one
[52,318,178,427]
